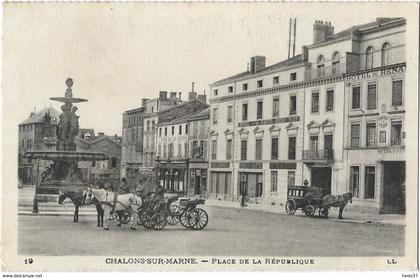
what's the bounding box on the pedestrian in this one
[240,183,247,207]
[118,177,130,194]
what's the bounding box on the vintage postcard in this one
[1,1,419,272]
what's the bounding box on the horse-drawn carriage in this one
[285,185,353,219]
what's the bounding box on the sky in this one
[3,2,400,135]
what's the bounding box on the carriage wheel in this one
[110,212,118,221]
[180,211,193,229]
[140,211,153,229]
[151,213,167,230]
[137,209,144,225]
[285,200,297,215]
[121,211,131,224]
[319,207,329,218]
[189,208,208,230]
[304,205,316,216]
[166,205,180,225]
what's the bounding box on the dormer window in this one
[317,55,325,77]
[366,46,374,69]
[332,52,340,75]
[381,43,390,66]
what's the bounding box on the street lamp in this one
[32,158,40,213]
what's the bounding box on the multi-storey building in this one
[155,97,208,193]
[18,107,60,184]
[209,18,406,214]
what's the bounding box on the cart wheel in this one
[180,211,193,229]
[304,205,315,216]
[167,215,179,225]
[110,212,118,221]
[151,213,167,230]
[319,207,329,218]
[189,208,208,230]
[121,211,131,224]
[285,200,297,215]
[141,211,153,229]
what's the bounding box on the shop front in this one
[158,161,188,194]
[188,161,208,197]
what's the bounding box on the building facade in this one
[18,107,60,184]
[209,18,406,213]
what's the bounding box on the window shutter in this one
[367,83,377,109]
[392,80,403,106]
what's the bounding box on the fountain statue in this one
[24,78,110,212]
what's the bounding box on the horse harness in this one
[100,191,139,214]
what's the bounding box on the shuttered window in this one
[352,86,361,109]
[257,101,263,119]
[255,139,262,160]
[350,123,360,148]
[241,140,247,160]
[227,106,233,123]
[311,92,319,113]
[326,89,334,111]
[288,137,296,160]
[271,137,278,160]
[211,140,217,160]
[271,171,278,192]
[367,83,377,109]
[226,139,232,160]
[242,103,248,121]
[366,123,376,147]
[392,80,403,106]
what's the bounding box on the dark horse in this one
[58,191,104,227]
[322,192,353,219]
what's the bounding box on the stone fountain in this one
[24,78,110,212]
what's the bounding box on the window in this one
[366,46,374,69]
[242,103,248,121]
[288,137,296,160]
[213,89,218,96]
[199,140,205,158]
[290,72,297,81]
[168,143,173,158]
[242,83,248,91]
[392,80,403,106]
[317,55,325,77]
[310,136,319,152]
[211,140,217,160]
[147,121,150,131]
[159,128,162,137]
[271,171,278,192]
[352,86,361,109]
[255,139,262,160]
[287,171,295,186]
[177,143,182,158]
[350,124,360,148]
[226,139,232,160]
[364,166,376,199]
[381,42,390,66]
[111,157,117,168]
[326,89,334,111]
[391,121,402,146]
[179,125,182,135]
[164,127,167,136]
[171,126,174,135]
[257,80,263,88]
[163,143,167,158]
[273,76,279,85]
[273,98,279,117]
[158,144,161,157]
[212,108,218,124]
[350,166,360,198]
[240,140,247,160]
[227,106,233,123]
[271,137,278,160]
[184,142,188,157]
[332,52,340,74]
[366,123,376,147]
[367,83,377,110]
[257,101,263,119]
[290,95,297,115]
[311,92,319,113]
[228,86,233,93]
[185,124,189,134]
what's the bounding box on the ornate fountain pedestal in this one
[24,78,109,211]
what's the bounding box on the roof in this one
[78,129,96,138]
[188,107,210,121]
[211,55,303,85]
[76,135,122,147]
[158,106,209,126]
[311,18,405,47]
[19,107,60,125]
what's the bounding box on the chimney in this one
[178,92,182,100]
[188,92,197,101]
[141,98,149,106]
[98,132,105,137]
[159,91,168,100]
[170,92,177,100]
[313,20,334,44]
[250,56,266,74]
[197,94,207,104]
[301,46,309,61]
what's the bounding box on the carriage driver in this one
[135,185,145,198]
[118,177,130,194]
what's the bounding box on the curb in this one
[18,211,98,217]
[206,203,405,227]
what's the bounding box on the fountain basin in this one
[24,150,110,161]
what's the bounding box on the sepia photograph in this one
[1,1,418,272]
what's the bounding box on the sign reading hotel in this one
[238,116,300,128]
[345,64,406,81]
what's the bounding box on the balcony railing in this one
[302,149,334,162]
[305,63,347,80]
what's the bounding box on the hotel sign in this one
[211,162,230,168]
[345,65,406,81]
[269,162,297,170]
[238,116,300,128]
[239,162,263,169]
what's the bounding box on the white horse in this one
[84,187,142,230]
